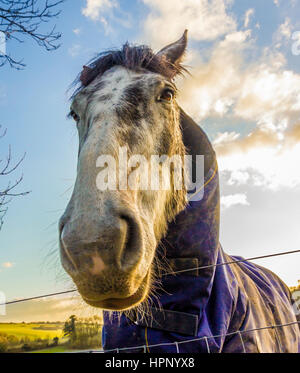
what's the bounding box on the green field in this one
[0,323,63,340]
[31,346,69,353]
[0,321,101,352]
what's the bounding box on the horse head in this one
[59,31,197,311]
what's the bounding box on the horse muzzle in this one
[58,210,148,310]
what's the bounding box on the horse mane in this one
[70,43,188,98]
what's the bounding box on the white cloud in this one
[142,0,237,49]
[81,0,130,33]
[227,170,250,186]
[177,29,252,120]
[98,16,112,34]
[221,193,250,209]
[244,8,254,28]
[68,44,81,57]
[217,140,300,190]
[73,28,81,35]
[213,131,240,145]
[139,1,300,192]
[234,68,300,124]
[274,17,293,49]
[168,13,300,191]
[278,18,292,39]
[82,0,116,21]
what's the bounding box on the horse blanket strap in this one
[167,257,199,276]
[133,307,199,337]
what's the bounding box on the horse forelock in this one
[70,43,187,99]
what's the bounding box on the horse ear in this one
[80,65,93,86]
[156,30,188,65]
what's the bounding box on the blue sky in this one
[1,0,300,321]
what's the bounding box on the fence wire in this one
[75,320,300,353]
[1,248,300,354]
[1,248,300,306]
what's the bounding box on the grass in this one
[31,346,69,353]
[0,323,63,340]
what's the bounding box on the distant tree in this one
[0,0,65,69]
[7,334,19,346]
[52,336,59,346]
[0,126,29,231]
[93,314,103,324]
[0,335,8,352]
[67,317,102,350]
[63,315,77,341]
[21,343,31,351]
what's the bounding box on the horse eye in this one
[69,110,80,123]
[158,88,174,102]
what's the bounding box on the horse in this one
[59,31,300,352]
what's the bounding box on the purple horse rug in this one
[102,110,300,353]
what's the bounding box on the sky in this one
[0,0,300,322]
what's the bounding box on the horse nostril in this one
[60,225,79,274]
[58,214,68,237]
[60,225,66,245]
[119,214,142,271]
[59,212,142,275]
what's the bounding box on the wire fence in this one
[1,248,300,353]
[104,320,300,353]
[1,248,300,306]
[71,320,300,353]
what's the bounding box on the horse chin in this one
[80,270,151,311]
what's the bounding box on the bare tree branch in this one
[0,125,30,230]
[0,0,65,69]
